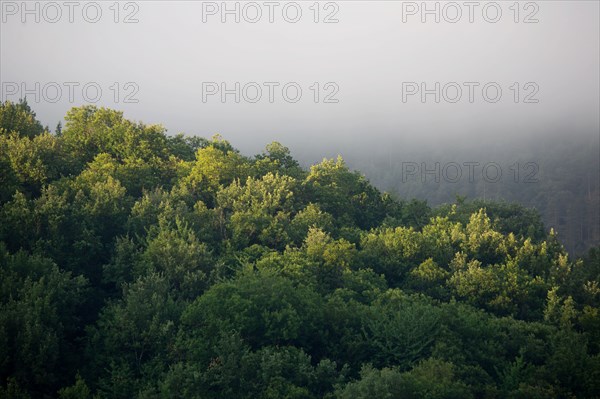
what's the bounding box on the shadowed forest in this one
[339,134,600,257]
[1,100,599,398]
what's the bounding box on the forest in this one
[0,99,599,398]
[344,134,600,257]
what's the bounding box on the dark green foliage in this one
[181,270,325,352]
[0,245,88,396]
[0,104,598,398]
[362,292,441,369]
[335,359,473,399]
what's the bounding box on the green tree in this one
[0,245,88,396]
[181,270,324,353]
[303,157,387,229]
[89,273,183,399]
[0,99,45,138]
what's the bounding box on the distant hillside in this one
[342,135,600,255]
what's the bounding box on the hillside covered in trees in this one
[343,136,600,257]
[1,100,599,398]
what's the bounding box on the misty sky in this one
[1,0,599,157]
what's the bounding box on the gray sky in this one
[1,0,598,156]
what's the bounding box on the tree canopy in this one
[1,102,599,398]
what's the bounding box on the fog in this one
[1,0,598,159]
